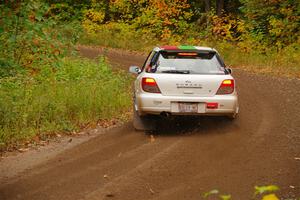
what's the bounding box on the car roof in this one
[153,45,216,52]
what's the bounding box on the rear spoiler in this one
[159,50,217,59]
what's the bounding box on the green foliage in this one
[48,3,78,21]
[81,22,160,51]
[208,13,246,41]
[0,1,81,78]
[82,0,193,40]
[110,0,145,21]
[240,0,300,48]
[45,0,90,21]
[203,185,284,200]
[0,1,131,148]
[0,57,132,148]
[81,0,114,34]
[216,40,300,77]
[131,0,193,39]
[254,185,279,196]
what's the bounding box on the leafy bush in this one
[81,0,106,34]
[208,13,246,42]
[82,0,193,40]
[130,0,193,40]
[80,22,160,51]
[0,1,81,78]
[240,0,300,49]
[0,1,133,148]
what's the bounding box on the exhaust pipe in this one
[160,112,171,118]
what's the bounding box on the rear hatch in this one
[145,49,232,97]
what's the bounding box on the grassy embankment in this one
[0,2,135,149]
[0,57,132,149]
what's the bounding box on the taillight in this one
[142,77,161,93]
[206,102,218,109]
[216,79,234,95]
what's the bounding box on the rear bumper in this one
[136,93,238,116]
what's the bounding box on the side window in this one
[216,53,226,67]
[216,53,229,74]
[142,51,156,72]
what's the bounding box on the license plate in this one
[178,103,198,113]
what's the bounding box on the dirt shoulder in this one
[0,125,121,185]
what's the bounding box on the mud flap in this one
[227,106,239,120]
[133,106,157,131]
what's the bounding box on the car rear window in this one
[151,51,226,75]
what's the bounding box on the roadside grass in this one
[0,57,133,149]
[79,23,160,52]
[215,42,300,78]
[80,30,300,78]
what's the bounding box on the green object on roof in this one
[178,45,196,50]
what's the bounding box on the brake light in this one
[178,52,198,56]
[216,79,234,95]
[142,77,161,93]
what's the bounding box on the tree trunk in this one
[104,0,110,22]
[204,0,211,12]
[216,0,224,16]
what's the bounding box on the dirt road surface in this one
[0,46,299,200]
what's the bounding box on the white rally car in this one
[129,45,239,130]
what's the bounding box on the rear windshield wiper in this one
[161,70,190,74]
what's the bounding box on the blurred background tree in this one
[1,0,299,72]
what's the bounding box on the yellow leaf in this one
[262,194,279,200]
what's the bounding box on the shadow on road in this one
[145,116,238,136]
